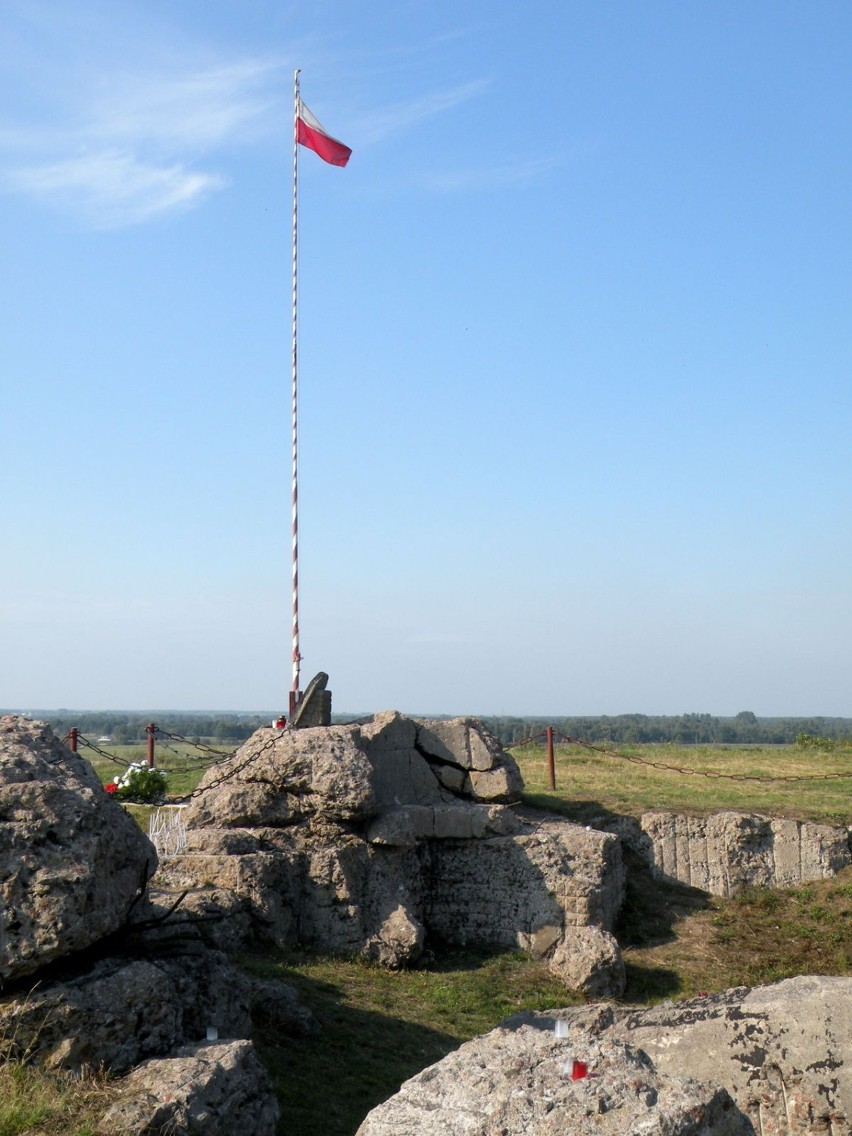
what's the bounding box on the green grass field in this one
[243,947,578,1136]
[513,740,852,824]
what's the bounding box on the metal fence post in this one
[69,727,78,753]
[146,722,156,769]
[546,725,556,790]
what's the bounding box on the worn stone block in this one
[432,805,479,839]
[356,1019,743,1136]
[174,715,625,993]
[96,1039,279,1136]
[0,717,157,981]
[366,806,430,846]
[637,810,851,896]
[468,765,523,802]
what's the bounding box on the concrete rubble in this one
[360,976,851,1136]
[1,712,849,1136]
[0,716,293,1134]
[603,810,851,897]
[163,711,628,996]
[0,716,156,980]
[96,1039,279,1136]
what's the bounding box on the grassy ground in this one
[0,1063,110,1136]
[240,742,851,1135]
[514,740,852,824]
[615,853,852,1001]
[243,947,579,1136]
[242,865,852,1136]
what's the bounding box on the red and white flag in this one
[296,100,352,167]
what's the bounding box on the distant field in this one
[512,741,852,825]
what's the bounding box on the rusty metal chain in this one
[167,730,282,803]
[505,731,549,750]
[150,732,226,774]
[552,733,852,783]
[71,726,276,798]
[153,735,192,761]
[45,731,78,764]
[154,727,239,760]
[75,735,133,767]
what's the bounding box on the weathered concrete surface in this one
[165,821,626,990]
[414,716,525,802]
[0,716,157,980]
[356,1018,745,1136]
[184,713,523,833]
[96,1039,279,1136]
[548,926,625,999]
[361,977,851,1136]
[608,811,851,896]
[0,950,317,1073]
[0,718,310,1135]
[429,819,624,939]
[167,714,627,994]
[359,713,451,807]
[183,724,377,830]
[365,802,522,846]
[512,976,852,1136]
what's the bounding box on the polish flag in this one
[297,100,352,167]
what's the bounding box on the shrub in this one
[796,733,836,751]
[108,762,168,802]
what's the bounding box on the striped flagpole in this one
[290,68,302,714]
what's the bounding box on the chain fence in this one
[511,731,852,784]
[70,721,852,803]
[70,725,263,798]
[164,730,282,803]
[75,734,133,767]
[505,731,549,749]
[154,728,239,760]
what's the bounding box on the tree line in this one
[7,708,852,748]
[480,711,852,747]
[17,711,272,745]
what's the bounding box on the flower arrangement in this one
[106,762,168,802]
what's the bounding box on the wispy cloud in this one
[0,5,509,224]
[354,79,491,144]
[0,20,283,229]
[8,150,227,228]
[84,60,280,151]
[348,78,561,195]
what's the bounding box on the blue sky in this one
[2,0,851,716]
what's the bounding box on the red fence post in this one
[69,727,78,753]
[546,725,556,790]
[146,723,156,769]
